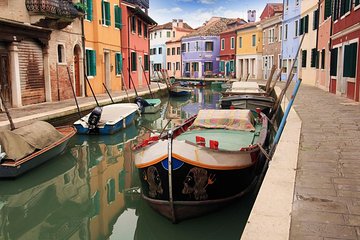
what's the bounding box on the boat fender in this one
[88,107,102,129]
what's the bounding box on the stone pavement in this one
[289,84,360,239]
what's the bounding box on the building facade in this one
[316,0,332,91]
[259,3,283,80]
[121,1,156,90]
[219,30,237,78]
[235,23,263,80]
[330,0,360,101]
[298,0,319,86]
[281,0,301,81]
[0,0,83,109]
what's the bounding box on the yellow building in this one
[235,22,263,80]
[84,0,123,94]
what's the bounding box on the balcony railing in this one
[26,0,79,19]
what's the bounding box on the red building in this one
[219,19,246,78]
[121,1,156,90]
[330,0,360,101]
[259,3,283,21]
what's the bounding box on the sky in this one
[148,0,282,29]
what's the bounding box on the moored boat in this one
[0,121,76,178]
[135,97,162,114]
[169,82,192,97]
[134,109,268,222]
[73,103,139,135]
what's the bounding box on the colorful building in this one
[235,22,263,80]
[219,18,247,78]
[84,0,124,95]
[298,0,319,86]
[0,0,83,109]
[181,17,237,79]
[330,0,360,101]
[121,1,156,90]
[281,0,301,81]
[316,0,332,91]
[259,3,283,80]
[165,20,194,78]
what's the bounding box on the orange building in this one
[84,0,123,95]
[121,2,156,90]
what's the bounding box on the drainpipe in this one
[128,13,132,89]
[80,1,87,97]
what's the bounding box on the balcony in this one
[26,0,82,29]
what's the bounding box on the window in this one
[205,42,214,51]
[269,28,275,43]
[86,49,96,76]
[138,20,142,35]
[144,54,149,71]
[231,37,235,49]
[115,53,122,75]
[167,48,170,55]
[330,48,338,76]
[340,0,351,16]
[311,48,317,67]
[321,49,325,69]
[131,16,136,32]
[284,24,288,40]
[229,60,234,72]
[204,62,213,71]
[176,62,180,70]
[153,48,157,55]
[356,0,360,6]
[193,62,199,71]
[131,52,137,71]
[333,0,340,20]
[252,34,256,47]
[167,62,171,70]
[167,31,171,38]
[177,47,180,55]
[101,0,111,26]
[158,47,162,54]
[195,41,199,51]
[299,15,309,35]
[295,20,299,37]
[286,0,289,10]
[85,0,93,21]
[313,10,319,30]
[90,191,100,217]
[221,39,225,50]
[107,179,115,203]
[302,50,307,67]
[173,31,175,38]
[296,0,299,6]
[343,43,358,78]
[239,37,242,48]
[181,43,186,52]
[57,44,65,63]
[114,5,122,29]
[279,25,282,41]
[185,63,190,72]
[219,61,225,72]
[187,43,190,52]
[263,31,266,45]
[144,24,148,38]
[324,0,332,19]
[172,47,175,55]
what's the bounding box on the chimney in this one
[178,19,184,28]
[248,10,256,22]
[172,19,178,28]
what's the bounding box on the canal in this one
[0,87,261,240]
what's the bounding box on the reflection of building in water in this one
[0,152,89,239]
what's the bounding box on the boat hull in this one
[220,95,275,113]
[143,102,161,114]
[0,126,76,178]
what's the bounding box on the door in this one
[104,51,111,90]
[138,56,143,86]
[0,51,11,107]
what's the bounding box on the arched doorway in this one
[74,45,81,96]
[0,43,11,108]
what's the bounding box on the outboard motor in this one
[134,97,150,113]
[88,107,102,130]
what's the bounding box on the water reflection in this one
[0,87,259,240]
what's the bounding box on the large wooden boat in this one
[74,103,139,135]
[0,122,76,178]
[134,109,268,222]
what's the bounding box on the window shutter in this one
[321,50,325,69]
[330,48,338,76]
[86,0,93,21]
[311,48,317,67]
[333,0,339,20]
[91,50,96,76]
[356,0,360,6]
[107,179,115,203]
[313,10,319,30]
[324,0,332,19]
[299,18,304,35]
[86,50,90,76]
[343,43,358,78]
[101,0,105,25]
[105,2,111,26]
[305,15,309,33]
[115,6,122,29]
[302,50,307,67]
[316,51,320,69]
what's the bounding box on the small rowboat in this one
[135,97,162,114]
[134,109,268,222]
[0,122,76,178]
[169,82,192,97]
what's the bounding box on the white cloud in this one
[198,0,216,4]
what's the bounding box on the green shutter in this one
[90,50,96,76]
[107,179,115,203]
[119,170,125,193]
[313,10,319,30]
[333,0,339,20]
[302,50,307,67]
[330,48,338,76]
[356,0,360,6]
[115,6,122,29]
[115,53,122,75]
[324,0,332,19]
[90,191,100,218]
[321,50,325,69]
[311,48,317,67]
[305,15,309,33]
[343,43,358,78]
[299,18,304,35]
[105,1,111,26]
[101,0,104,24]
[86,0,93,21]
[86,50,90,76]
[230,61,234,72]
[131,52,137,71]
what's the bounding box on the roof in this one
[150,21,193,31]
[123,2,157,25]
[184,17,239,38]
[221,21,258,34]
[260,3,284,20]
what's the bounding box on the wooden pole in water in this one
[102,83,114,104]
[0,93,15,130]
[265,65,276,93]
[268,67,285,94]
[127,68,139,97]
[120,73,131,103]
[84,74,99,107]
[66,66,82,119]
[139,58,154,98]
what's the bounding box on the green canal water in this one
[0,87,260,240]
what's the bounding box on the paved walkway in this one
[290,84,360,239]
